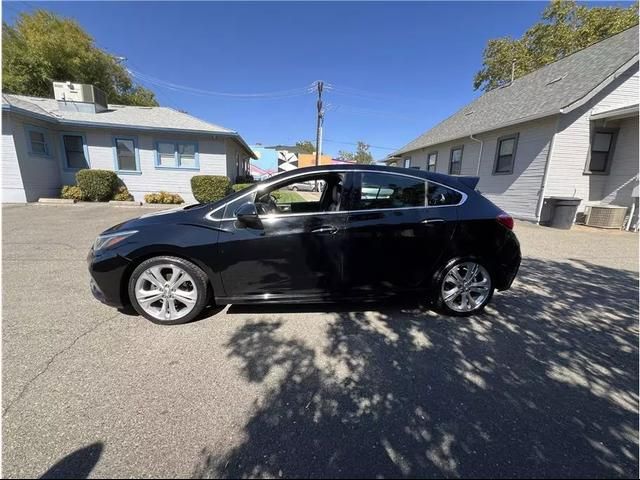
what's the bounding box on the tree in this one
[2,10,158,106]
[338,141,373,164]
[295,141,316,154]
[473,0,639,91]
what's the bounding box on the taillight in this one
[497,213,514,230]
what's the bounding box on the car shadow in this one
[40,442,103,479]
[192,257,639,478]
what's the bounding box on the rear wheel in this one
[292,186,299,191]
[128,256,209,325]
[435,260,493,316]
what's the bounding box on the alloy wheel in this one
[134,264,198,322]
[441,261,491,313]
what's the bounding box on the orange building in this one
[297,153,333,168]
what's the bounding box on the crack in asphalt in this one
[2,313,119,419]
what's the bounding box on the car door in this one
[217,173,350,301]
[342,171,459,297]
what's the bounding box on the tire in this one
[434,258,494,316]
[292,186,298,191]
[128,256,210,325]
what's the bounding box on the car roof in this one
[268,164,473,191]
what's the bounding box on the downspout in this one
[535,116,561,222]
[470,134,483,176]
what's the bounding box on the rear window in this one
[427,183,462,206]
[355,172,426,210]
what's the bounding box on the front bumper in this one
[87,248,131,309]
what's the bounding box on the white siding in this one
[592,68,639,114]
[58,129,228,203]
[2,113,26,202]
[3,113,62,202]
[545,64,639,212]
[399,117,556,220]
[600,115,639,207]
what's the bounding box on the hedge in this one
[231,183,254,192]
[60,185,86,201]
[144,192,184,204]
[76,169,118,201]
[113,186,134,201]
[191,175,231,203]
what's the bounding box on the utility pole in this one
[315,81,324,166]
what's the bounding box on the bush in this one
[231,183,254,192]
[144,191,184,204]
[191,175,231,203]
[113,186,134,201]
[76,169,118,201]
[60,185,85,201]
[235,174,255,184]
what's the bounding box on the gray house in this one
[390,27,639,226]
[2,81,256,203]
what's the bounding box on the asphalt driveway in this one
[2,203,638,478]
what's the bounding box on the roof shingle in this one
[393,27,639,156]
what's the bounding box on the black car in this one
[88,165,520,324]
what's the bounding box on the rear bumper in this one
[494,232,521,291]
[87,248,131,309]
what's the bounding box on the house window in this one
[113,137,138,172]
[449,146,463,175]
[494,134,518,175]
[26,126,50,156]
[427,152,437,172]
[62,134,89,169]
[156,141,199,169]
[404,157,412,168]
[586,129,617,174]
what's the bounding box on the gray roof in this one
[393,26,639,156]
[2,93,257,158]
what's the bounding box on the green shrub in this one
[60,185,85,201]
[76,169,118,201]
[191,175,231,203]
[144,191,184,204]
[113,186,134,202]
[231,183,254,192]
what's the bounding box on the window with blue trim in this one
[62,134,89,169]
[156,141,198,169]
[27,127,50,156]
[115,138,137,171]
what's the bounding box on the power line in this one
[127,67,315,99]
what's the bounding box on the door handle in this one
[421,218,445,224]
[312,225,339,234]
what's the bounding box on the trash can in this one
[548,197,582,229]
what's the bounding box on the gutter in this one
[469,134,483,176]
[4,103,257,159]
[534,115,561,222]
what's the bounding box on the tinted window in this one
[427,183,462,206]
[355,173,425,210]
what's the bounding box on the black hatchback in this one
[88,165,520,324]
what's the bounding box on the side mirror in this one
[235,203,263,229]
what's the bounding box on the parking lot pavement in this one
[2,204,638,478]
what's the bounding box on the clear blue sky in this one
[3,1,633,159]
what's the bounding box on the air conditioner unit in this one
[584,205,628,229]
[52,81,108,112]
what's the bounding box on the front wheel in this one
[128,256,209,325]
[435,260,493,316]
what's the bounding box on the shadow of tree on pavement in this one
[193,258,638,479]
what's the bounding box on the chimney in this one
[53,81,108,113]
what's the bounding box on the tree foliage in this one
[339,141,373,164]
[474,0,639,91]
[2,10,158,106]
[295,140,316,154]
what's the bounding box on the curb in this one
[38,198,76,204]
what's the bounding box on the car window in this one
[223,189,256,218]
[354,172,426,210]
[427,182,463,206]
[255,173,344,215]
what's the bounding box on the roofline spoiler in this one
[457,176,479,190]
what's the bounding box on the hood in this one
[100,202,213,234]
